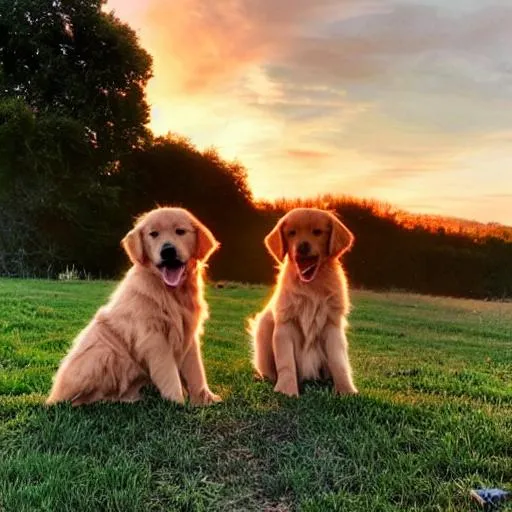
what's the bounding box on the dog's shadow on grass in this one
[2,379,509,511]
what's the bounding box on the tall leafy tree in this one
[0,0,153,276]
[0,0,153,164]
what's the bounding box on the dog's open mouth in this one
[158,261,186,288]
[295,256,319,283]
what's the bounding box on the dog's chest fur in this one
[299,295,330,347]
[160,289,204,350]
[279,289,343,348]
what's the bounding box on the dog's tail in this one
[248,309,276,381]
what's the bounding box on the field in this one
[0,278,511,511]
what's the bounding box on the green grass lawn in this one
[0,278,511,511]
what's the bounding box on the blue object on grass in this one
[470,488,511,508]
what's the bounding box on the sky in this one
[106,0,512,225]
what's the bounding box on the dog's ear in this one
[194,219,219,262]
[122,226,146,265]
[328,213,354,258]
[265,218,286,262]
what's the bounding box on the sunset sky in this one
[106,0,512,225]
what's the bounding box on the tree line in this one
[1,0,511,299]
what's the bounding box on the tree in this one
[0,0,153,164]
[0,0,153,276]
[118,135,268,282]
[0,97,123,276]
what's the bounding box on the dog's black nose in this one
[297,241,311,257]
[160,243,177,261]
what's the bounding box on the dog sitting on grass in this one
[251,208,358,397]
[47,207,221,406]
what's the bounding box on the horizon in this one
[106,0,512,226]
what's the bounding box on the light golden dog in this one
[251,207,358,397]
[46,207,221,406]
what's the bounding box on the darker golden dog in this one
[251,207,358,397]
[47,207,221,406]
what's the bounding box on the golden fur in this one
[46,207,221,406]
[251,208,358,397]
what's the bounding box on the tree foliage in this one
[0,0,152,163]
[0,0,152,274]
[0,97,121,276]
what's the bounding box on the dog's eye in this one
[149,231,159,238]
[176,228,186,236]
[312,229,323,236]
[288,230,296,237]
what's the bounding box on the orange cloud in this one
[286,149,332,161]
[107,0,387,96]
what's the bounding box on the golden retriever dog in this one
[251,208,358,397]
[46,207,221,406]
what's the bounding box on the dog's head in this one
[122,207,219,288]
[265,208,354,283]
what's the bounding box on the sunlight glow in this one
[106,0,512,225]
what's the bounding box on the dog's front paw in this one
[190,388,222,406]
[161,389,185,405]
[274,379,299,397]
[335,385,359,396]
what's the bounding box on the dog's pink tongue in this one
[162,266,185,287]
